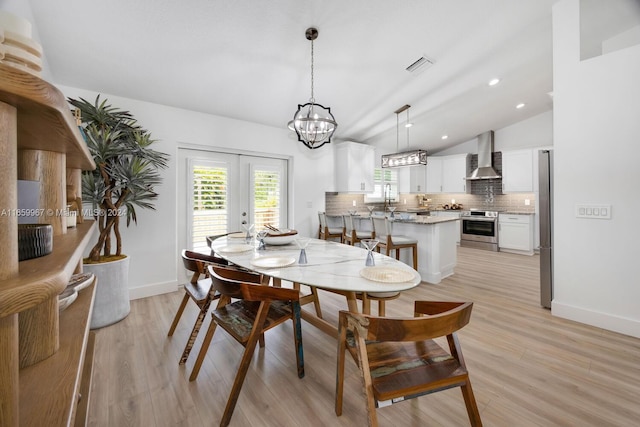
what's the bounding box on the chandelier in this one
[381,104,427,168]
[288,27,337,149]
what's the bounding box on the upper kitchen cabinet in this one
[426,154,469,193]
[442,154,469,193]
[502,149,534,193]
[398,165,426,193]
[425,156,443,193]
[335,141,375,193]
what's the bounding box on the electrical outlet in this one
[575,204,611,219]
[524,199,530,206]
[352,200,356,207]
[306,201,313,208]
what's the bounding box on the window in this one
[364,168,399,203]
[192,163,228,252]
[178,149,288,253]
[252,168,281,231]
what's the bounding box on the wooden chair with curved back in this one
[190,264,304,426]
[206,232,237,256]
[168,250,231,365]
[318,211,344,243]
[344,215,398,316]
[343,214,374,246]
[336,301,482,427]
[371,216,418,269]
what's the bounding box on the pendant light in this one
[381,104,427,168]
[288,27,337,149]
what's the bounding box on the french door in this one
[178,148,288,252]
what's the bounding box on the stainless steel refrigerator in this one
[539,150,553,308]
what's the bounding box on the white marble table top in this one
[211,236,421,294]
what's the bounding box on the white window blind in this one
[192,164,227,251]
[253,169,281,231]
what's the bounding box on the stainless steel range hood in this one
[467,131,501,180]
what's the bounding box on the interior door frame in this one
[238,154,288,231]
[177,142,293,255]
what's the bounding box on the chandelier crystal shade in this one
[288,27,337,149]
[381,104,427,168]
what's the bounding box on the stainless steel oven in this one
[460,210,499,251]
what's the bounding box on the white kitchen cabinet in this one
[498,213,534,255]
[441,154,469,193]
[424,155,468,193]
[425,157,443,193]
[335,141,375,193]
[502,149,534,193]
[398,165,426,193]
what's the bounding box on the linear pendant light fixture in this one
[288,27,337,149]
[381,104,427,168]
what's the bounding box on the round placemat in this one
[360,267,414,283]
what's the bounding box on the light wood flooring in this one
[86,247,640,426]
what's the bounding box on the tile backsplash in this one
[467,152,503,197]
[325,191,535,215]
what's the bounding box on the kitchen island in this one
[355,215,460,284]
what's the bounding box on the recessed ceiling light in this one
[405,123,413,128]
[441,135,448,140]
[516,103,525,109]
[488,78,500,86]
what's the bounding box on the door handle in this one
[242,212,247,216]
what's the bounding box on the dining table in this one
[209,234,422,337]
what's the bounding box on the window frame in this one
[364,168,399,203]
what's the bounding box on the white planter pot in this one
[85,255,131,329]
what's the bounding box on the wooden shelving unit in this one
[0,62,97,427]
[19,280,96,427]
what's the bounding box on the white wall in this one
[59,86,334,299]
[433,110,554,156]
[551,0,640,337]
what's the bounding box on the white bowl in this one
[262,229,298,245]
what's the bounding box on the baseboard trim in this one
[129,280,179,300]
[552,301,640,338]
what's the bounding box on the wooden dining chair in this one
[343,214,374,246]
[371,216,418,269]
[167,250,230,365]
[318,211,344,243]
[336,301,481,427]
[206,232,238,256]
[190,264,304,427]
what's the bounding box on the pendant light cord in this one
[406,107,410,149]
[396,112,399,151]
[310,38,315,103]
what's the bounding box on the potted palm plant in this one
[69,95,169,328]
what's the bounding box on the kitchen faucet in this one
[384,183,392,213]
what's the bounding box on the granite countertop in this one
[500,211,535,215]
[345,213,459,225]
[391,216,460,225]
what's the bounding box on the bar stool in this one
[342,214,373,246]
[371,217,418,269]
[318,212,344,243]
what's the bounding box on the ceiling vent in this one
[405,55,435,73]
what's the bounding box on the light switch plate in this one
[575,204,611,219]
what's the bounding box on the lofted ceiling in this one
[23,0,637,154]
